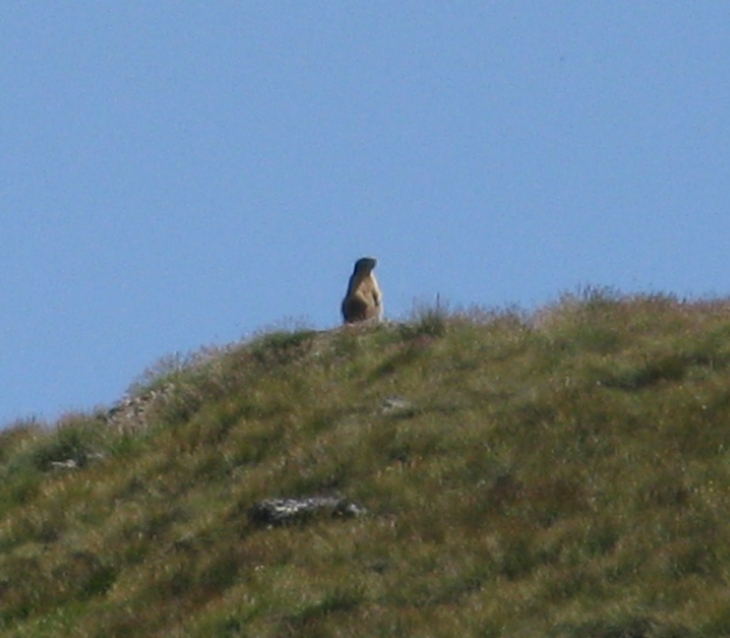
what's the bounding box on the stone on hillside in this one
[248,496,367,527]
[381,396,413,414]
[105,383,176,431]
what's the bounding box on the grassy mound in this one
[2,291,730,636]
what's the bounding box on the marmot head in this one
[352,257,377,275]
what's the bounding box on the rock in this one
[381,397,413,414]
[248,496,367,527]
[105,383,176,432]
[48,452,104,471]
[50,459,78,470]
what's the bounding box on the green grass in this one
[2,291,730,636]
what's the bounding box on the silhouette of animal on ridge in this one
[341,257,383,324]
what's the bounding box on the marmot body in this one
[341,257,383,324]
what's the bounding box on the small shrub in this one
[401,299,450,339]
[250,329,317,366]
[29,414,108,471]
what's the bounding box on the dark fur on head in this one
[352,257,377,275]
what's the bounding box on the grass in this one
[2,291,730,636]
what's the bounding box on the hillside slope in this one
[2,292,730,637]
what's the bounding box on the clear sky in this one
[2,3,729,426]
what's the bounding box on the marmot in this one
[341,257,383,324]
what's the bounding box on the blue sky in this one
[2,3,729,426]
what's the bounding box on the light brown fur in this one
[341,257,383,324]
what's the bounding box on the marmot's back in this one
[341,257,383,324]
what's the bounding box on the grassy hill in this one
[2,290,730,637]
